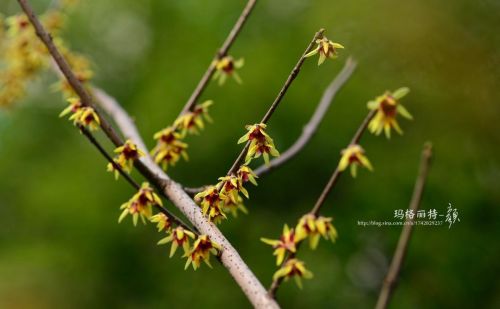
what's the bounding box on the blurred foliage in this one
[1,0,499,308]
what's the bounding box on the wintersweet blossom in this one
[273,258,313,288]
[304,36,344,65]
[222,194,248,217]
[238,123,280,165]
[367,87,412,138]
[194,187,227,224]
[118,182,162,226]
[150,213,173,233]
[69,106,100,131]
[338,144,373,177]
[295,214,338,249]
[213,56,244,85]
[158,226,196,257]
[237,165,258,187]
[261,224,297,266]
[107,140,145,179]
[184,235,221,270]
[218,175,249,200]
[174,100,213,136]
[152,127,188,171]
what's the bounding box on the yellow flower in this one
[184,235,221,270]
[213,56,244,85]
[238,123,280,165]
[107,140,145,179]
[222,194,248,218]
[150,213,173,233]
[5,15,31,37]
[295,214,338,249]
[273,258,313,289]
[194,187,227,224]
[174,100,213,136]
[338,144,373,177]
[59,97,83,118]
[237,165,258,186]
[367,87,412,138]
[305,36,344,65]
[152,127,188,171]
[118,182,162,226]
[158,226,196,257]
[261,224,297,266]
[68,106,100,131]
[218,175,249,200]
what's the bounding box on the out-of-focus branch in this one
[179,0,258,116]
[226,28,325,176]
[19,1,279,307]
[92,87,149,154]
[375,143,433,309]
[254,57,357,177]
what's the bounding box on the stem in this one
[375,143,433,309]
[226,29,325,176]
[179,0,258,116]
[254,58,357,177]
[310,109,376,215]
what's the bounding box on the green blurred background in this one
[1,0,499,308]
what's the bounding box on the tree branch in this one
[179,0,258,116]
[268,108,376,297]
[18,1,278,307]
[254,57,357,177]
[375,142,433,309]
[226,28,325,176]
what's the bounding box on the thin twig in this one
[226,29,325,176]
[19,2,279,307]
[268,108,377,297]
[310,109,376,215]
[179,0,258,116]
[254,57,357,177]
[79,126,195,233]
[375,143,433,309]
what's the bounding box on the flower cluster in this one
[184,235,221,270]
[107,140,145,179]
[0,9,92,108]
[338,144,373,177]
[59,97,100,131]
[174,100,213,136]
[213,56,244,85]
[367,87,412,138]
[194,186,227,224]
[152,100,214,171]
[194,164,258,223]
[118,182,162,226]
[295,214,338,249]
[273,258,313,289]
[238,123,280,165]
[158,226,196,257]
[305,36,344,65]
[262,214,337,288]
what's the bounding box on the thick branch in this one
[18,1,278,307]
[226,29,325,176]
[375,143,433,309]
[179,0,258,116]
[254,57,357,177]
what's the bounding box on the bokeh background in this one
[1,0,499,308]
